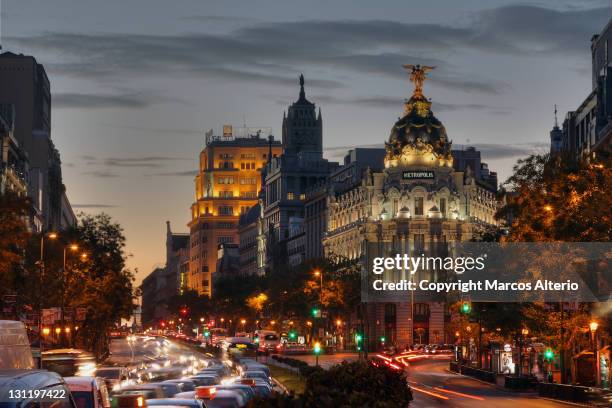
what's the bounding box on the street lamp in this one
[313,269,323,305]
[518,328,529,377]
[590,321,599,385]
[60,243,80,347]
[38,231,58,366]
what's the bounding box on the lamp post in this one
[518,328,529,377]
[589,321,599,386]
[60,244,80,347]
[313,269,323,305]
[37,232,57,367]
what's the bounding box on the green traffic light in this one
[313,342,321,354]
[380,336,386,342]
[461,302,471,313]
[289,331,297,339]
[545,348,554,359]
[312,308,319,317]
[355,333,363,342]
[203,331,210,337]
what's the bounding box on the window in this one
[202,266,209,272]
[241,153,256,159]
[414,234,425,254]
[414,197,424,216]
[218,236,233,244]
[201,251,207,259]
[240,177,257,185]
[218,176,234,184]
[217,222,234,229]
[202,280,209,286]
[241,191,257,198]
[219,153,233,159]
[201,236,207,243]
[439,198,446,217]
[287,192,295,200]
[218,206,233,215]
[219,191,233,198]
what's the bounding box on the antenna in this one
[0,0,3,51]
[554,104,558,127]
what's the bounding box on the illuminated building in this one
[260,75,338,272]
[322,66,499,347]
[188,126,282,296]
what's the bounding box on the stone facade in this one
[323,66,499,349]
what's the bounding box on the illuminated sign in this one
[402,171,434,180]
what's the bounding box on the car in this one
[233,378,271,397]
[173,391,195,399]
[116,384,166,400]
[162,379,196,392]
[237,362,269,378]
[95,367,130,391]
[147,382,181,397]
[42,348,97,377]
[253,331,280,353]
[65,376,111,408]
[241,370,271,385]
[216,384,254,401]
[0,369,77,408]
[145,398,204,408]
[195,387,241,408]
[189,375,219,386]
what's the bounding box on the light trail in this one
[434,386,485,400]
[409,385,450,400]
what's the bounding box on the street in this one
[406,360,569,408]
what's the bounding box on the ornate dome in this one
[385,65,453,169]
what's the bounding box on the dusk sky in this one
[1,0,610,284]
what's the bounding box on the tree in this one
[0,191,30,296]
[68,213,136,357]
[497,154,611,242]
[302,361,413,407]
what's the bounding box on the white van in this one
[0,320,34,369]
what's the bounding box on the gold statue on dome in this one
[402,64,435,98]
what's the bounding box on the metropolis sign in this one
[402,170,434,180]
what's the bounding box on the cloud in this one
[323,142,548,162]
[82,170,119,178]
[308,94,510,114]
[180,15,257,23]
[145,170,197,177]
[72,203,118,208]
[54,91,185,109]
[98,123,203,135]
[12,4,604,96]
[453,143,549,160]
[81,155,192,170]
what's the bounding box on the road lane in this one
[406,360,570,408]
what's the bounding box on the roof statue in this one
[402,64,435,99]
[384,64,453,170]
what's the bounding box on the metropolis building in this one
[322,66,499,347]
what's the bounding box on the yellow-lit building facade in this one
[188,126,282,296]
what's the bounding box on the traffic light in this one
[288,330,297,340]
[461,301,471,314]
[203,330,210,338]
[313,342,321,354]
[180,307,188,316]
[544,348,554,360]
[355,333,363,351]
[380,336,386,344]
[311,308,321,318]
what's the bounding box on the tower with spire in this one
[281,74,323,156]
[550,104,563,154]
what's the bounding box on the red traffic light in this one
[180,307,188,316]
